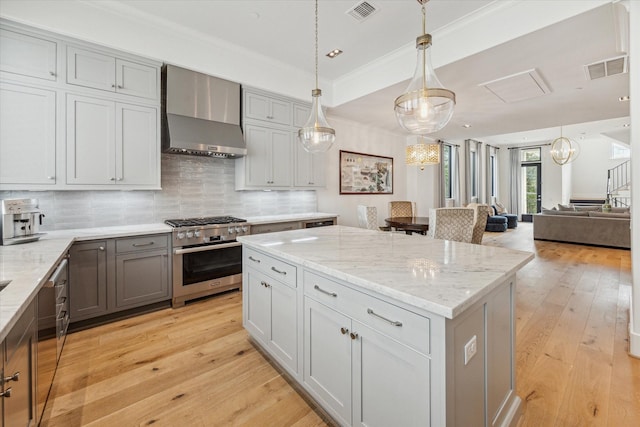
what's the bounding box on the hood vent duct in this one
[162,64,247,158]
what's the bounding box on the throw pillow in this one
[557,204,575,211]
[495,202,507,214]
[588,211,631,219]
[575,205,602,212]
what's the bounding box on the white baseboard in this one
[630,294,640,358]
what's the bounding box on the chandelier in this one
[394,0,455,134]
[298,0,335,153]
[406,137,440,170]
[550,126,579,165]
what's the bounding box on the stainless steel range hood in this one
[162,64,247,158]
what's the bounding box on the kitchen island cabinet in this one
[238,226,534,427]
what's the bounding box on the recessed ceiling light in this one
[326,49,343,58]
[619,95,630,101]
[462,124,471,128]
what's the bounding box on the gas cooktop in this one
[164,216,247,228]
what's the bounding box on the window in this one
[443,144,452,198]
[611,142,630,160]
[520,148,541,162]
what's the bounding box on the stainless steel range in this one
[166,216,250,307]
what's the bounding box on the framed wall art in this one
[339,150,393,194]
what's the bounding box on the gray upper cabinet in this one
[0,82,57,185]
[237,88,326,190]
[244,90,291,126]
[67,46,158,100]
[0,27,57,82]
[0,20,161,191]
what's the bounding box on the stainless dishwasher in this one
[37,256,69,420]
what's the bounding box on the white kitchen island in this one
[238,225,534,427]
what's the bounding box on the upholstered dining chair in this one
[466,203,491,244]
[357,205,390,231]
[388,201,416,232]
[427,207,474,243]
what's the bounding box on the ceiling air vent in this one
[584,55,628,80]
[347,1,379,22]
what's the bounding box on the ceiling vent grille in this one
[347,1,379,22]
[584,55,628,80]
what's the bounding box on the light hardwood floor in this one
[42,223,639,426]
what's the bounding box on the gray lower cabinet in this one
[69,234,170,323]
[1,299,37,427]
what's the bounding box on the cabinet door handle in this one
[111,84,116,88]
[260,281,271,288]
[367,308,403,327]
[340,327,349,335]
[314,284,337,297]
[117,177,123,181]
[98,246,105,251]
[132,242,155,247]
[47,176,55,180]
[3,371,19,382]
[49,71,56,76]
[1,388,11,398]
[271,266,286,275]
[248,256,261,263]
[117,85,123,89]
[350,332,359,340]
[110,177,116,181]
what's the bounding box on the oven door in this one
[172,241,243,304]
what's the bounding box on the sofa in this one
[533,208,631,249]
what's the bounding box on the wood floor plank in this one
[40,223,639,427]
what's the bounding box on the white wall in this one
[570,136,627,199]
[316,115,408,228]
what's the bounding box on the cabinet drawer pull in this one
[117,85,123,89]
[367,308,403,327]
[49,71,56,76]
[248,256,261,263]
[340,327,349,335]
[271,266,286,275]
[350,332,359,340]
[1,387,11,398]
[132,241,155,247]
[314,284,337,297]
[3,371,19,382]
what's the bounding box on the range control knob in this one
[186,231,194,238]
[194,230,201,238]
[235,226,243,234]
[177,232,185,240]
[242,226,249,233]
[228,227,236,234]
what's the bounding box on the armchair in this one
[466,203,491,244]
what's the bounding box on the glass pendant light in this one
[298,0,335,154]
[394,0,455,134]
[550,126,579,165]
[406,137,440,170]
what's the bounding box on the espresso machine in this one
[0,198,46,245]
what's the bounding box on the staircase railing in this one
[607,160,631,207]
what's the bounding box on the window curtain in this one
[509,148,521,216]
[485,145,496,205]
[463,140,471,205]
[437,142,444,208]
[477,141,483,204]
[453,145,461,207]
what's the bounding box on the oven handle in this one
[174,241,242,255]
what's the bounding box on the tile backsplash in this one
[0,154,317,231]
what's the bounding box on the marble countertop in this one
[238,225,534,319]
[0,213,336,341]
[245,212,337,225]
[0,223,172,341]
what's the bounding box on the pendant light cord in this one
[421,4,427,90]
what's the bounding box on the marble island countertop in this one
[238,225,534,319]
